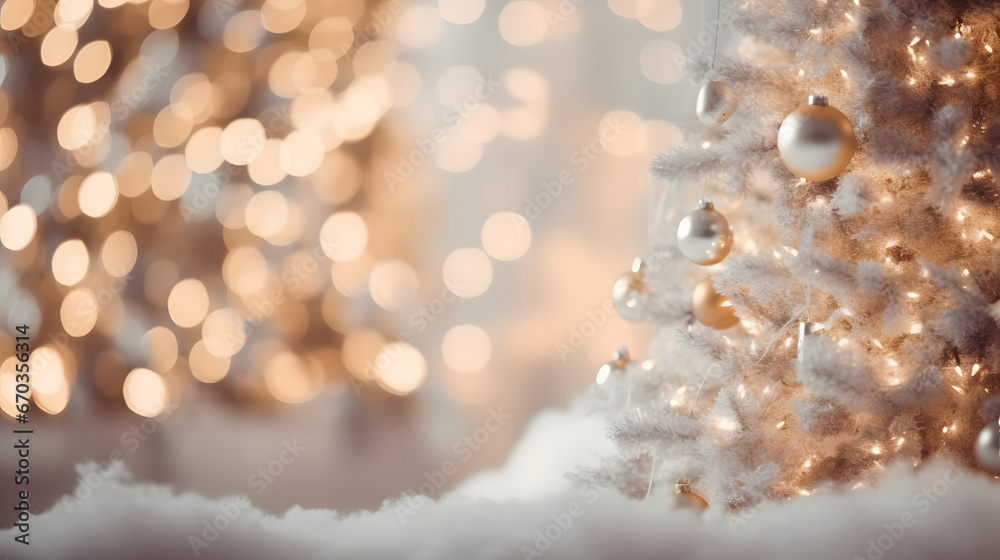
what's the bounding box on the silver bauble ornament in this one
[777,94,856,182]
[974,421,1000,476]
[612,257,652,322]
[596,345,631,384]
[677,197,733,265]
[696,81,739,127]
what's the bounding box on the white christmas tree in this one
[585,0,1000,512]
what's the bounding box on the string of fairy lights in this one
[603,0,1000,497]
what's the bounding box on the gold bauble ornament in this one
[696,81,739,127]
[677,197,733,265]
[675,476,709,510]
[777,95,856,182]
[691,277,738,329]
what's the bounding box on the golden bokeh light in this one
[29,346,66,395]
[396,4,442,49]
[115,151,154,197]
[247,139,287,186]
[0,0,33,31]
[443,248,493,298]
[481,212,532,261]
[34,383,70,415]
[368,260,419,311]
[342,329,385,380]
[245,190,290,239]
[0,358,27,418]
[220,118,267,165]
[375,342,427,396]
[144,326,179,372]
[55,0,94,29]
[123,368,168,418]
[73,40,112,83]
[78,171,119,218]
[201,308,246,358]
[320,211,368,262]
[223,246,270,296]
[0,204,37,250]
[150,153,192,201]
[438,0,484,24]
[309,17,354,57]
[264,351,323,404]
[223,10,265,53]
[61,288,99,337]
[185,126,225,173]
[189,340,231,384]
[101,230,138,277]
[640,39,685,84]
[498,1,548,47]
[167,278,210,328]
[153,104,195,149]
[279,130,325,177]
[52,238,90,286]
[442,325,492,373]
[41,26,79,66]
[0,127,17,172]
[637,0,683,31]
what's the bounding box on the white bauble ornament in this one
[612,258,652,322]
[677,197,733,265]
[777,95,856,182]
[596,346,631,384]
[975,421,1000,475]
[696,81,739,127]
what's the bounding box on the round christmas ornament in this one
[696,81,739,127]
[675,476,709,510]
[974,420,1000,475]
[596,346,632,384]
[691,277,738,329]
[777,94,856,182]
[612,257,652,322]
[677,197,733,265]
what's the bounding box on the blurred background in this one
[0,0,705,517]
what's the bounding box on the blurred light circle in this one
[143,326,178,372]
[342,329,385,380]
[498,1,547,47]
[73,40,112,83]
[245,190,289,239]
[167,278,210,328]
[223,246,269,296]
[220,118,266,165]
[0,204,36,250]
[201,307,246,358]
[442,248,493,298]
[636,0,682,31]
[60,288,98,337]
[279,130,324,177]
[437,0,484,24]
[189,340,231,383]
[320,211,368,262]
[29,346,66,394]
[442,325,491,373]
[52,238,90,286]
[375,342,427,395]
[396,5,442,49]
[101,230,138,277]
[264,351,322,403]
[123,367,168,418]
[368,260,419,311]
[185,126,224,174]
[150,154,192,201]
[481,212,532,261]
[78,171,119,217]
[640,39,685,84]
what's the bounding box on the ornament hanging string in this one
[711,0,723,70]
